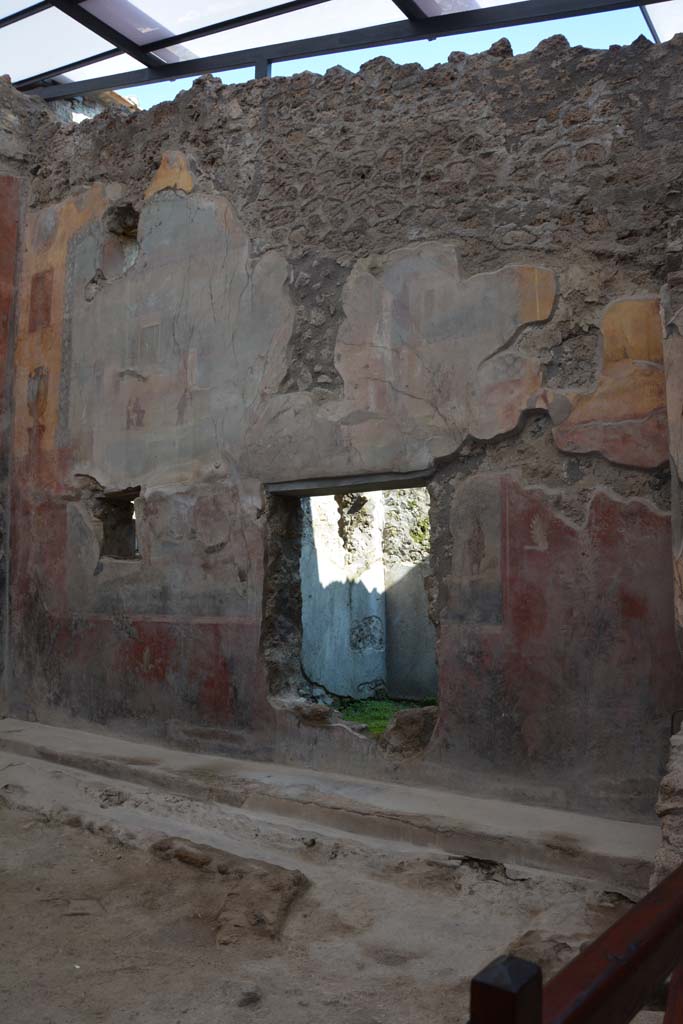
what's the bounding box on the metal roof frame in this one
[0,0,50,30]
[49,0,165,67]
[4,0,668,99]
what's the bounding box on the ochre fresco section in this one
[664,335,683,484]
[144,151,195,200]
[546,298,667,468]
[13,183,117,466]
[663,280,683,654]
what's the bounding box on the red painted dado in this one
[194,630,235,721]
[123,621,177,685]
[11,603,264,729]
[436,477,682,815]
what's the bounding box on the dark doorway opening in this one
[262,478,438,749]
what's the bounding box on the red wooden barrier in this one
[665,965,683,1023]
[469,862,683,1024]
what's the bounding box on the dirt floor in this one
[0,754,646,1024]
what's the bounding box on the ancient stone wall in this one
[382,489,431,567]
[3,33,683,815]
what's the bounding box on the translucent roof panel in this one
[0,7,110,83]
[155,0,406,61]
[0,0,37,18]
[82,0,202,63]
[65,53,147,83]
[645,0,683,40]
[82,0,298,45]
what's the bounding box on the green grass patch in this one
[338,697,436,736]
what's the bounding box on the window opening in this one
[94,486,141,560]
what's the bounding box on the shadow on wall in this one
[299,494,437,701]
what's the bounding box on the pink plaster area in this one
[552,405,668,468]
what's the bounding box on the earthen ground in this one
[0,760,650,1024]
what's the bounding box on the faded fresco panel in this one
[436,479,681,815]
[446,475,503,626]
[0,175,20,705]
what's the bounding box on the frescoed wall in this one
[2,33,683,816]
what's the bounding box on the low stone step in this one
[0,718,659,888]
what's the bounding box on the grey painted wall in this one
[385,563,438,700]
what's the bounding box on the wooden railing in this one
[469,862,683,1024]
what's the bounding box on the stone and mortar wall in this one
[652,728,683,886]
[3,33,683,815]
[382,489,431,567]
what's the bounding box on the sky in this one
[113,5,670,110]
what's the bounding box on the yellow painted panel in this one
[145,152,194,200]
[516,266,556,325]
[602,297,663,365]
[13,185,110,460]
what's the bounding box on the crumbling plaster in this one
[2,33,683,816]
[653,726,683,886]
